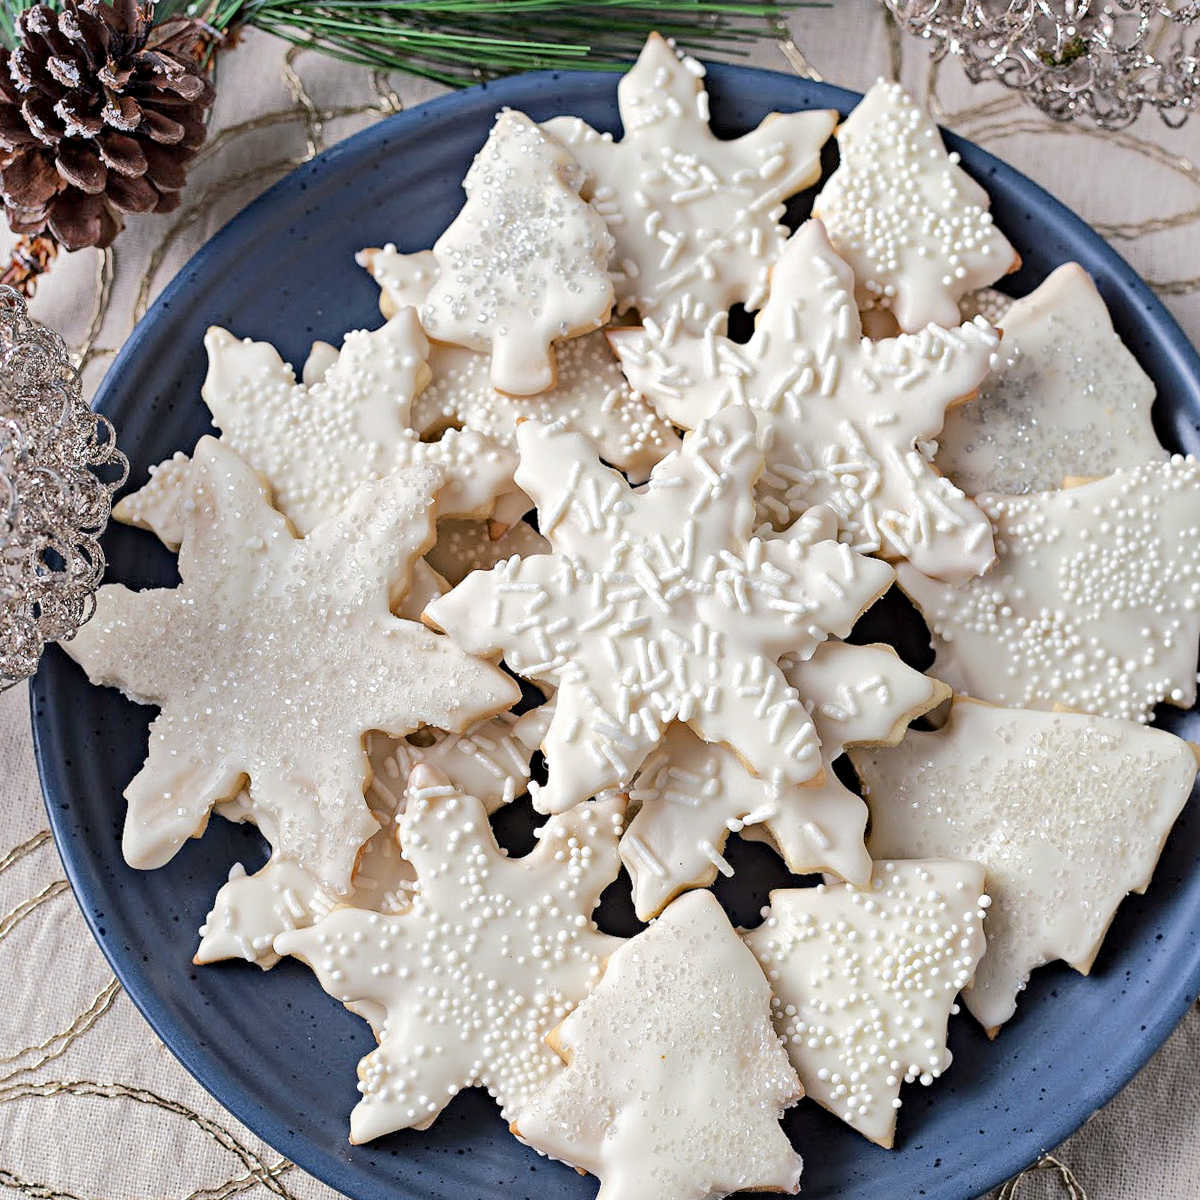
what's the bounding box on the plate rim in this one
[31,58,1200,1200]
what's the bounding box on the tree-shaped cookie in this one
[275,765,624,1141]
[543,32,836,330]
[195,710,538,968]
[623,640,948,919]
[513,889,804,1200]
[937,263,1165,495]
[114,312,522,545]
[851,699,1198,1032]
[812,80,1018,331]
[744,860,988,1147]
[425,411,895,814]
[898,458,1200,723]
[421,109,614,397]
[62,438,519,890]
[359,243,678,480]
[610,220,999,583]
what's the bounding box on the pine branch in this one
[2,3,819,83]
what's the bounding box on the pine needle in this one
[1,2,820,84]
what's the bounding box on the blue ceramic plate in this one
[31,64,1200,1200]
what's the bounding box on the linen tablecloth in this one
[3,3,1200,1196]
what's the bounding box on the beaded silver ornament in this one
[885,1,1200,129]
[0,287,127,690]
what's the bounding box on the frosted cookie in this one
[543,33,835,333]
[611,220,999,583]
[366,709,539,817]
[275,766,624,1140]
[957,287,1011,326]
[513,889,803,1200]
[114,314,523,546]
[622,641,946,919]
[898,457,1200,723]
[937,264,1165,495]
[360,244,679,480]
[852,700,1199,1032]
[425,517,549,587]
[425,412,895,814]
[62,438,519,890]
[745,860,986,1147]
[812,80,1018,332]
[196,710,537,969]
[421,110,614,396]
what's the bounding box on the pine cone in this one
[0,1,214,252]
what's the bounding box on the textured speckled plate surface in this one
[31,65,1200,1200]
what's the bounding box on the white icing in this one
[852,701,1198,1032]
[360,243,679,480]
[899,457,1200,722]
[196,711,537,969]
[274,766,624,1141]
[425,411,895,814]
[622,641,945,919]
[422,109,614,397]
[425,517,549,587]
[611,220,999,583]
[938,263,1165,495]
[61,439,518,890]
[114,313,523,546]
[543,32,836,330]
[813,79,1017,332]
[745,860,988,1147]
[514,889,803,1200]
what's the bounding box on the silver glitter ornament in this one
[884,1,1200,129]
[0,287,127,690]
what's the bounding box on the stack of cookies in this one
[65,33,1200,1198]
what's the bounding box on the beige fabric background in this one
[3,2,1200,1196]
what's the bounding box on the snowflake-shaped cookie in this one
[812,80,1018,331]
[421,109,614,396]
[623,640,947,919]
[513,889,804,1200]
[114,312,522,545]
[611,220,999,582]
[852,700,1198,1032]
[425,411,895,814]
[745,860,987,1148]
[62,438,519,890]
[898,458,1200,723]
[359,244,679,480]
[275,765,624,1140]
[543,32,836,329]
[195,711,538,969]
[937,263,1165,495]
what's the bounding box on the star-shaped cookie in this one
[937,263,1165,495]
[62,438,519,891]
[898,457,1200,723]
[623,640,947,919]
[195,710,538,969]
[425,411,895,814]
[275,765,624,1140]
[812,79,1018,331]
[425,517,549,586]
[359,244,679,480]
[544,32,836,329]
[513,888,804,1200]
[421,109,614,396]
[114,312,522,545]
[852,699,1198,1032]
[610,220,999,582]
[745,860,988,1147]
